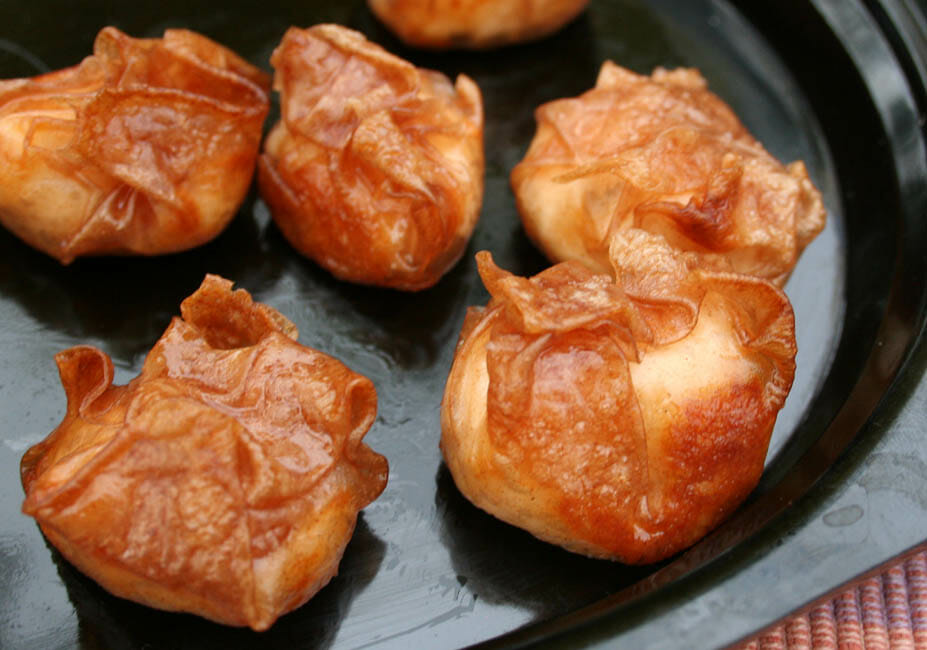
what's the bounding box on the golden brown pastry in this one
[0,27,269,264]
[367,0,590,49]
[441,234,796,563]
[258,24,484,291]
[511,62,826,286]
[21,275,388,631]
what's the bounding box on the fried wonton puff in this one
[20,275,388,631]
[0,28,269,264]
[258,25,484,291]
[367,0,589,49]
[511,62,826,285]
[441,233,796,563]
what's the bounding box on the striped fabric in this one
[738,551,927,649]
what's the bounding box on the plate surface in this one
[1,1,925,648]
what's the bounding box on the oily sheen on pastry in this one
[367,0,589,49]
[0,27,270,264]
[441,234,796,563]
[258,24,484,291]
[511,62,826,285]
[20,275,388,630]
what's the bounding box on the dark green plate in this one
[1,1,925,648]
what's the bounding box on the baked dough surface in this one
[0,28,269,263]
[511,63,826,285]
[259,24,484,291]
[442,236,795,563]
[367,0,590,49]
[21,275,388,630]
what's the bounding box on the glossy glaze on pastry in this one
[367,0,589,49]
[0,27,270,264]
[259,24,484,290]
[441,235,795,563]
[511,62,826,285]
[21,275,388,630]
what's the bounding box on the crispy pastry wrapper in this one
[21,275,388,631]
[441,236,795,563]
[0,27,270,264]
[510,62,826,285]
[366,0,590,49]
[258,24,484,291]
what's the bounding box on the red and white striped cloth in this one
[738,550,927,649]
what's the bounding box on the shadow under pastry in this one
[261,213,473,373]
[433,464,657,621]
[49,515,386,650]
[0,190,283,364]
